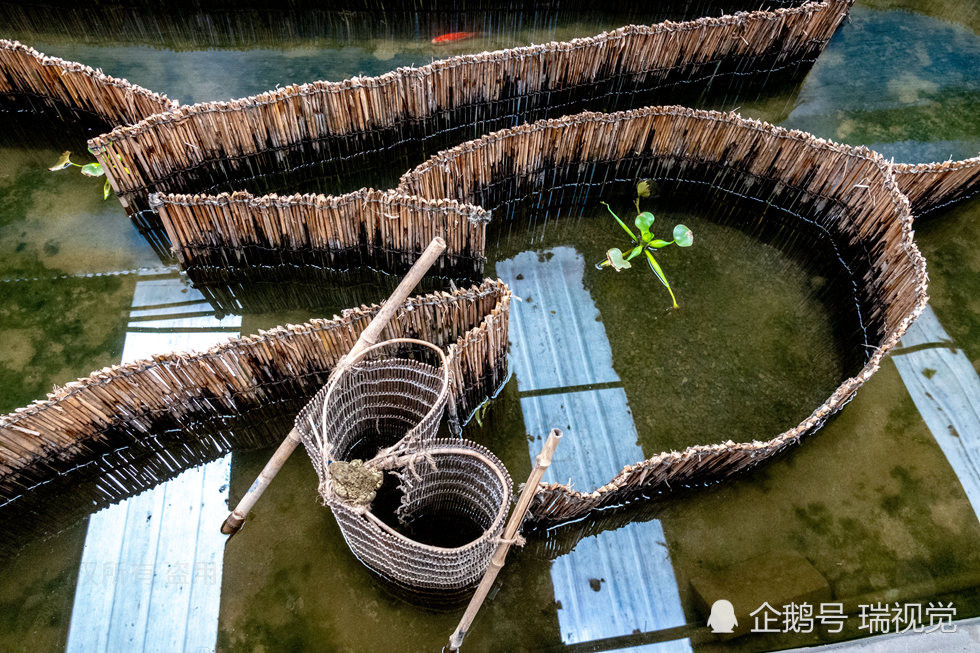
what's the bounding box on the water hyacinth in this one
[596,181,694,308]
[48,150,111,199]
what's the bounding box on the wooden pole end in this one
[221,512,245,536]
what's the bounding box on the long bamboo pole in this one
[220,236,447,536]
[446,428,563,651]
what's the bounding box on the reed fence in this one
[393,105,928,524]
[152,189,490,290]
[895,155,980,218]
[0,39,176,127]
[87,0,853,247]
[0,280,510,550]
[0,1,810,50]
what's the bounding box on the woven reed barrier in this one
[395,105,929,525]
[152,189,491,288]
[0,1,810,50]
[0,280,511,550]
[0,39,176,127]
[87,0,852,244]
[895,154,980,218]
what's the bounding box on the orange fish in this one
[431,31,480,45]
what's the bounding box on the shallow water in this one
[486,187,865,455]
[1,2,980,651]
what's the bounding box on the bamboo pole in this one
[446,428,562,652]
[220,236,447,536]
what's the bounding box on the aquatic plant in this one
[472,398,492,427]
[49,151,111,199]
[596,181,694,308]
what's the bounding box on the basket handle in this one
[220,237,447,536]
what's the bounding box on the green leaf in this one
[606,248,632,271]
[636,180,651,198]
[602,202,637,240]
[634,211,655,236]
[80,162,104,177]
[673,224,694,247]
[645,250,679,308]
[114,154,132,175]
[49,151,73,171]
[626,245,643,260]
[103,179,111,200]
[648,239,672,248]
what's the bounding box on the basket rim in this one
[344,441,514,555]
[317,337,452,460]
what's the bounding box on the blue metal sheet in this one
[67,277,239,653]
[893,305,980,521]
[496,246,620,391]
[499,247,690,651]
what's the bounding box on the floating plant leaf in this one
[49,151,73,171]
[673,224,694,247]
[80,162,104,177]
[627,245,643,260]
[645,250,678,308]
[602,202,637,240]
[103,179,111,200]
[635,211,655,235]
[636,180,652,198]
[606,248,632,271]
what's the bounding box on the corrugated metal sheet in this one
[499,246,691,650]
[893,304,980,521]
[67,277,240,653]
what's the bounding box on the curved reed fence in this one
[152,189,490,293]
[895,155,980,218]
[0,1,812,50]
[0,39,176,127]
[88,0,853,248]
[395,105,929,524]
[0,280,510,550]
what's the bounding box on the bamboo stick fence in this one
[0,1,810,50]
[152,189,490,293]
[395,105,929,524]
[0,39,176,127]
[0,280,510,550]
[895,154,980,218]
[87,0,853,245]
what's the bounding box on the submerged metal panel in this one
[893,305,980,521]
[67,277,240,653]
[497,247,620,391]
[499,246,691,650]
[521,388,644,492]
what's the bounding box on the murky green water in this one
[485,187,866,455]
[1,2,979,652]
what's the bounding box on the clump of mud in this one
[329,460,383,505]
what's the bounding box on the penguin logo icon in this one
[707,599,738,633]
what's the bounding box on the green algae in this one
[914,199,980,363]
[0,523,87,653]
